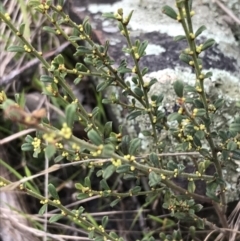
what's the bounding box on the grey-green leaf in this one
[110,199,120,207]
[7,46,25,53]
[49,214,64,223]
[195,25,206,38]
[44,145,56,159]
[129,138,141,155]
[148,172,161,187]
[39,204,48,215]
[87,129,102,145]
[173,80,184,97]
[103,164,116,180]
[102,216,108,228]
[162,5,178,20]
[65,103,77,128]
[201,38,215,51]
[48,183,59,200]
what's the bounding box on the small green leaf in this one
[100,179,110,190]
[25,135,33,143]
[196,218,205,229]
[39,204,48,215]
[117,66,132,74]
[96,81,111,92]
[129,138,141,155]
[159,233,166,240]
[149,153,160,167]
[127,110,143,120]
[102,12,117,20]
[77,193,89,199]
[43,26,56,34]
[84,176,91,188]
[44,145,56,159]
[125,10,134,24]
[141,67,148,76]
[213,98,224,109]
[78,206,85,215]
[148,172,161,187]
[231,150,240,160]
[7,46,25,53]
[102,164,116,180]
[195,25,206,38]
[75,63,89,72]
[56,56,64,66]
[49,214,64,223]
[173,80,184,97]
[102,144,115,156]
[88,231,95,239]
[195,130,205,140]
[104,121,112,138]
[173,212,186,220]
[194,204,203,212]
[87,129,102,145]
[116,164,130,173]
[92,106,99,118]
[179,53,192,65]
[40,75,54,82]
[138,40,148,57]
[19,23,25,35]
[141,130,152,136]
[194,108,206,117]
[29,0,42,7]
[69,36,81,41]
[162,5,178,20]
[48,183,59,200]
[204,71,212,79]
[193,99,204,108]
[167,160,178,171]
[229,123,240,133]
[109,232,119,239]
[74,46,92,56]
[133,87,144,98]
[21,143,33,151]
[120,135,130,154]
[227,140,237,151]
[131,186,141,194]
[201,38,215,51]
[188,181,196,193]
[110,199,120,207]
[65,103,77,128]
[102,98,112,104]
[54,155,64,163]
[167,113,183,122]
[174,35,186,41]
[148,78,158,88]
[102,216,108,228]
[199,148,211,158]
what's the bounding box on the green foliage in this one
[0,0,239,240]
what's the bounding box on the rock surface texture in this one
[69,0,240,203]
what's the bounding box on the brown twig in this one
[0,42,70,86]
[212,0,240,25]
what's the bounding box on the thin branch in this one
[212,0,240,25]
[0,128,36,145]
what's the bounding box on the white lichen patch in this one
[145,44,166,55]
